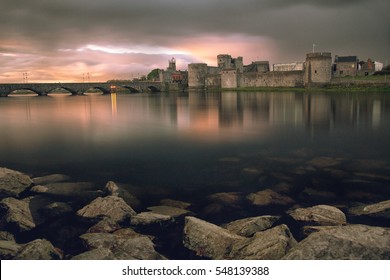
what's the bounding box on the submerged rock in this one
[283,224,390,260]
[146,205,190,219]
[246,189,295,207]
[77,196,136,223]
[0,167,33,199]
[39,202,73,219]
[32,174,71,185]
[104,181,141,209]
[348,200,390,220]
[208,192,243,208]
[228,224,297,260]
[224,215,281,237]
[307,157,344,169]
[183,216,244,259]
[288,205,347,226]
[160,199,191,209]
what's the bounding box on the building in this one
[188,52,332,89]
[159,57,188,84]
[273,62,304,71]
[333,56,359,77]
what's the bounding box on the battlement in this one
[306,52,332,59]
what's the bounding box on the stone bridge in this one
[0,81,165,97]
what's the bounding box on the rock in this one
[347,160,387,172]
[246,189,295,207]
[77,196,136,223]
[71,248,117,260]
[241,167,263,180]
[208,192,243,208]
[288,205,347,226]
[183,216,244,259]
[30,185,49,193]
[14,239,62,260]
[130,212,172,226]
[0,231,16,241]
[146,206,190,219]
[87,218,122,233]
[283,224,390,260]
[30,182,96,196]
[80,232,166,260]
[160,199,191,209]
[39,202,73,219]
[300,188,338,202]
[307,157,343,168]
[32,174,71,185]
[270,182,295,194]
[224,215,281,237]
[349,200,390,220]
[0,197,36,232]
[0,240,22,259]
[0,167,33,198]
[104,181,141,209]
[229,224,297,259]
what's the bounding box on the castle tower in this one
[304,52,332,87]
[188,63,208,89]
[168,57,176,71]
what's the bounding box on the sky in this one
[1,0,389,83]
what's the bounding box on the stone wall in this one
[304,52,332,86]
[206,74,221,89]
[188,63,208,88]
[239,71,304,88]
[221,70,239,89]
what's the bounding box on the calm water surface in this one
[1,91,390,206]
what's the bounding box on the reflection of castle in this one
[188,52,332,89]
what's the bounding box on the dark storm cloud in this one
[1,0,389,82]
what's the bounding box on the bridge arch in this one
[47,87,77,96]
[120,86,139,93]
[8,88,41,96]
[147,86,161,93]
[83,87,110,95]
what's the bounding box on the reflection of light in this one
[372,100,381,127]
[111,93,117,117]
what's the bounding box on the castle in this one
[188,52,332,89]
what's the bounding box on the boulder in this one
[14,239,62,260]
[183,216,244,259]
[104,181,140,209]
[224,215,280,237]
[0,167,33,198]
[87,218,122,233]
[288,205,347,226]
[29,182,96,197]
[0,197,36,232]
[80,232,166,260]
[348,200,390,220]
[0,240,22,259]
[283,224,390,259]
[246,189,295,207]
[0,231,16,241]
[300,188,338,202]
[229,224,297,259]
[160,199,191,209]
[71,248,117,260]
[32,174,71,185]
[77,196,136,223]
[208,192,243,208]
[307,157,343,169]
[146,206,190,219]
[130,212,172,226]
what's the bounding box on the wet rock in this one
[270,182,296,194]
[0,197,36,232]
[307,157,344,169]
[208,192,243,208]
[71,247,117,260]
[347,160,387,172]
[229,224,297,260]
[130,212,172,226]
[80,232,166,260]
[224,215,281,237]
[183,216,244,259]
[246,189,295,207]
[87,218,122,233]
[77,196,136,223]
[300,187,338,202]
[0,240,22,259]
[288,205,347,226]
[241,167,263,181]
[353,172,390,181]
[30,182,96,196]
[104,181,141,209]
[14,239,62,260]
[39,202,73,219]
[160,199,191,209]
[344,190,382,202]
[0,167,33,199]
[30,185,48,193]
[283,224,390,259]
[32,174,71,185]
[348,200,390,220]
[342,179,390,195]
[146,205,190,219]
[291,148,315,158]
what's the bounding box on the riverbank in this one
[1,162,390,260]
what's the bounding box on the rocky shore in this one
[1,163,390,260]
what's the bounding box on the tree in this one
[147,69,160,81]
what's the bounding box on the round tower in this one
[168,57,176,71]
[304,52,332,87]
[188,63,208,89]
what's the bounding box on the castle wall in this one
[221,70,239,89]
[205,74,221,88]
[188,63,208,88]
[240,71,304,88]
